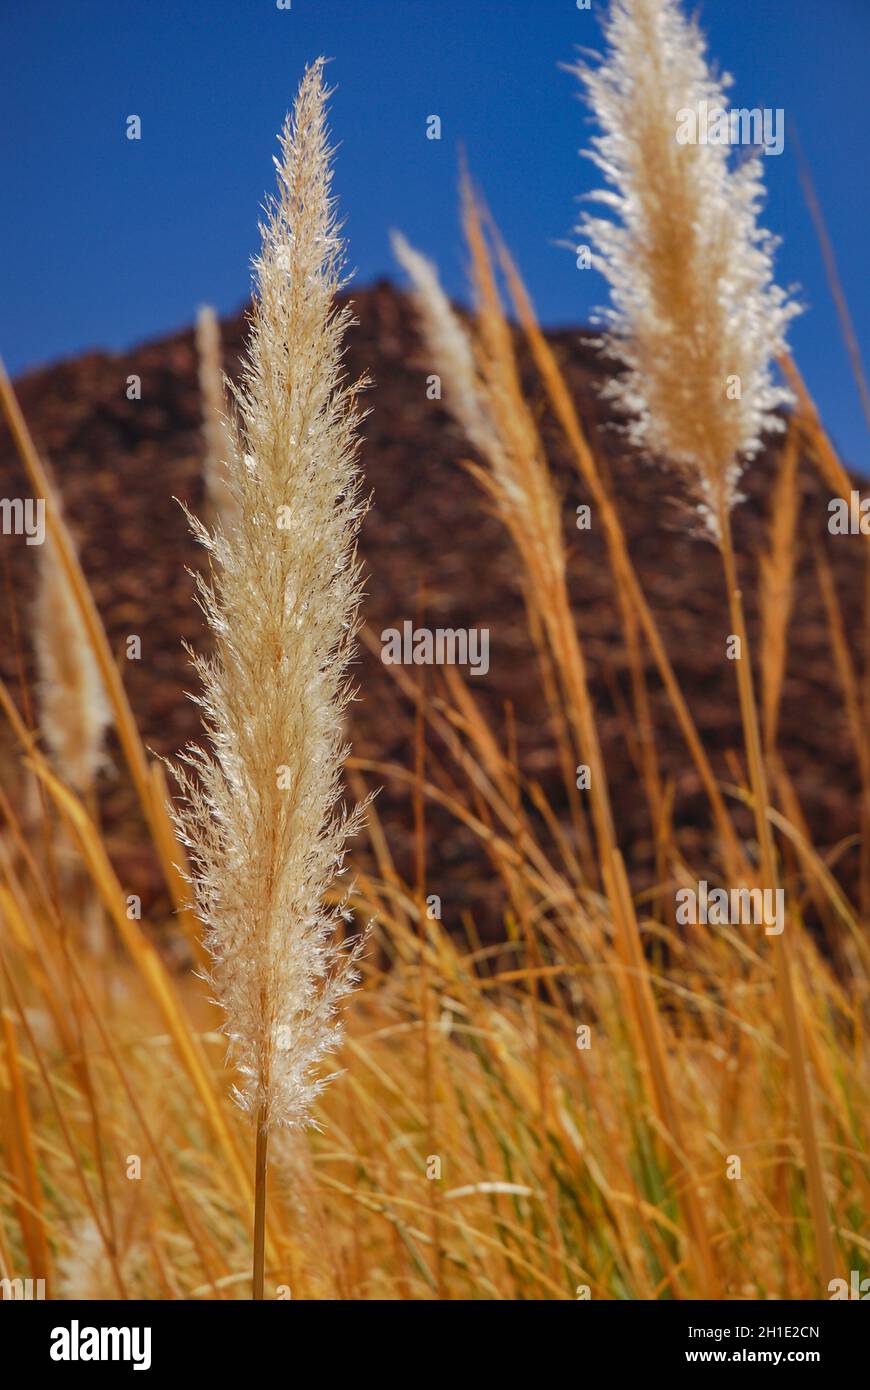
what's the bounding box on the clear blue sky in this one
[2,0,868,469]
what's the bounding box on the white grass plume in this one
[392,220,564,575]
[34,532,111,795]
[570,0,799,540]
[175,59,369,1132]
[391,232,497,457]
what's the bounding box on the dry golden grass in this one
[1,9,868,1300]
[1,220,868,1295]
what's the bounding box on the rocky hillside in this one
[0,284,862,929]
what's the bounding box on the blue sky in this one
[2,0,868,469]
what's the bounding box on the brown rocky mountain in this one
[0,283,862,930]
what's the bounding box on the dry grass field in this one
[0,2,867,1301]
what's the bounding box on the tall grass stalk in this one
[494,238,745,877]
[574,0,834,1285]
[173,59,369,1299]
[395,198,720,1295]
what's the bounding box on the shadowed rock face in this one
[0,282,862,933]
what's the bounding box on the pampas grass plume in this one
[570,0,835,1286]
[571,0,799,539]
[175,58,368,1140]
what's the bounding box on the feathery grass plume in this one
[572,0,835,1289]
[390,233,498,459]
[173,58,369,1293]
[195,305,241,533]
[393,223,610,851]
[34,531,111,796]
[571,0,799,540]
